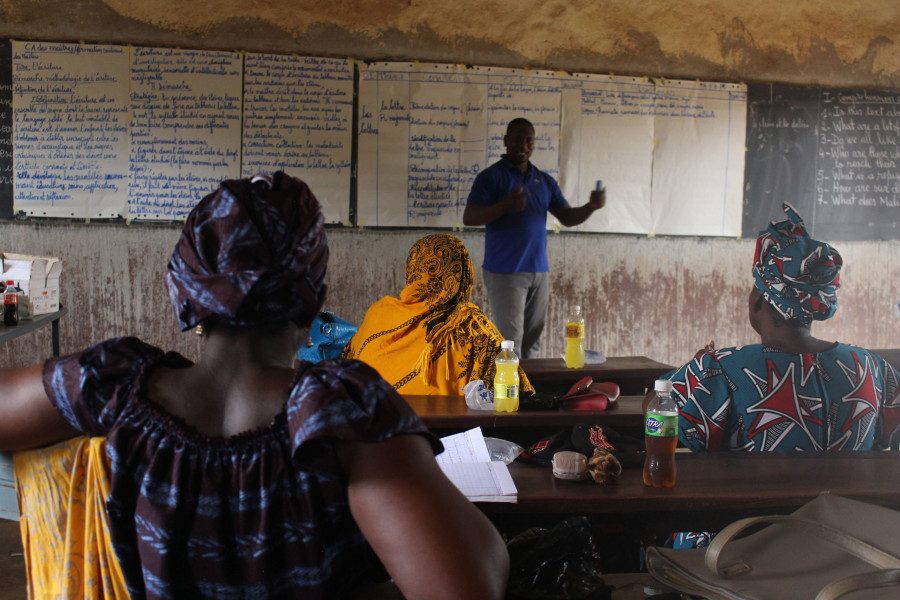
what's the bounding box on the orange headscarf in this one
[344,234,531,395]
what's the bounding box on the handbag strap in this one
[816,568,900,600]
[705,514,900,577]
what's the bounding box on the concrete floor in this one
[0,519,25,599]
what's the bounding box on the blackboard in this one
[0,39,11,219]
[743,83,900,241]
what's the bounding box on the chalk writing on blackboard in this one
[814,90,900,237]
[128,47,242,220]
[0,40,12,218]
[12,41,129,218]
[242,54,353,223]
[743,84,900,241]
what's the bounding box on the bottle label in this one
[4,294,16,305]
[565,322,583,338]
[645,413,678,437]
[494,383,518,400]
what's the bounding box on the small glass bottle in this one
[493,340,520,413]
[565,305,585,368]
[3,280,19,327]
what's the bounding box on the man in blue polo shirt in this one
[463,117,606,358]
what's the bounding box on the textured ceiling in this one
[0,1,897,87]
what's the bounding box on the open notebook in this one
[436,427,517,503]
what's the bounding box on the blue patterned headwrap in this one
[165,172,328,331]
[751,203,842,326]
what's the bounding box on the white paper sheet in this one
[648,79,747,236]
[242,54,353,224]
[358,63,747,236]
[357,62,563,228]
[13,41,130,218]
[436,426,493,464]
[437,462,518,503]
[127,47,242,220]
[436,427,518,503]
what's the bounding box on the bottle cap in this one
[501,340,514,350]
[655,379,673,393]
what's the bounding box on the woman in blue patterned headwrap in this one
[663,203,900,454]
[0,172,509,600]
[660,203,900,551]
[751,202,842,327]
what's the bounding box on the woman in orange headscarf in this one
[344,233,531,395]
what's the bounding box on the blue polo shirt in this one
[466,156,568,273]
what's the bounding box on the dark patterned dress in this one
[43,336,440,599]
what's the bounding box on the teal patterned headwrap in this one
[751,203,843,326]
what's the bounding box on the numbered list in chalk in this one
[815,90,900,220]
[0,40,12,217]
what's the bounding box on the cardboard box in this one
[1,253,62,316]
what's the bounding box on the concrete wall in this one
[2,221,899,371]
[2,1,900,371]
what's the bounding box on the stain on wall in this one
[2,222,898,374]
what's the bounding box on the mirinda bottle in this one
[493,340,520,412]
[565,305,585,368]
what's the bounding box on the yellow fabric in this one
[14,437,128,600]
[344,234,532,395]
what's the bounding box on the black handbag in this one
[297,310,357,362]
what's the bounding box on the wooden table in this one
[406,394,645,429]
[520,356,674,395]
[481,451,900,532]
[0,307,67,357]
[405,394,646,444]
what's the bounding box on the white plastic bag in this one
[485,437,524,465]
[462,380,494,410]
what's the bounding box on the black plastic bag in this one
[521,424,646,469]
[518,390,559,410]
[506,517,612,600]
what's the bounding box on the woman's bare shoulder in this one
[146,363,295,439]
